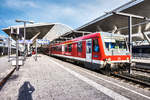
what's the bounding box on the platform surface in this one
[0,55,14,82]
[0,56,11,74]
[0,54,150,100]
[132,58,150,69]
[133,58,150,64]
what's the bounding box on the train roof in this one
[51,32,99,46]
[51,32,126,46]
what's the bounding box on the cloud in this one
[1,0,131,29]
[24,0,131,28]
[4,0,38,9]
[0,0,131,37]
[23,1,106,28]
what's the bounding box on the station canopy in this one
[74,0,150,41]
[2,23,73,42]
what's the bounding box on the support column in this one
[35,39,37,61]
[8,37,10,62]
[16,35,19,71]
[10,34,11,56]
[24,22,26,60]
[128,16,132,74]
[128,16,132,61]
[8,27,13,62]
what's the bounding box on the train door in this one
[86,39,92,62]
[62,45,65,54]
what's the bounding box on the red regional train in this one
[48,32,132,73]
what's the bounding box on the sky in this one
[0,0,131,37]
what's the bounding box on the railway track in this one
[111,72,150,87]
[132,67,150,73]
[48,55,150,89]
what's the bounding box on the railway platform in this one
[132,58,150,69]
[0,56,14,83]
[0,54,150,100]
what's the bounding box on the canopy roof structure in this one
[75,0,150,41]
[51,0,150,44]
[2,0,150,44]
[51,30,92,43]
[2,23,73,42]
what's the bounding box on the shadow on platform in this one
[17,81,35,100]
[8,74,19,81]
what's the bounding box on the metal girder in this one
[96,25,103,32]
[112,25,118,33]
[141,32,150,44]
[112,12,148,20]
[108,19,150,33]
[112,11,149,65]
[30,32,41,45]
[59,37,72,40]
[58,30,92,40]
[112,12,150,46]
[72,30,92,34]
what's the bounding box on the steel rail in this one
[132,67,150,73]
[111,73,150,87]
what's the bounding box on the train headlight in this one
[127,57,129,60]
[108,58,111,62]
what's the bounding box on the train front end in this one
[100,32,133,72]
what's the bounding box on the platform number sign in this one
[37,39,50,45]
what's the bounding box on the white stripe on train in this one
[51,54,130,64]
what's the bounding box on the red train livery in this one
[49,32,132,72]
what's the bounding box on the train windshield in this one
[104,38,127,50]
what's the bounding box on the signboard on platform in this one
[37,39,50,45]
[19,40,32,44]
[11,59,23,66]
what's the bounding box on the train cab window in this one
[65,45,68,52]
[104,38,127,50]
[68,44,72,52]
[93,39,99,52]
[58,46,62,51]
[77,41,82,52]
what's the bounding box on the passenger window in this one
[65,45,67,52]
[86,41,92,53]
[68,44,72,52]
[53,46,56,51]
[93,39,99,52]
[56,46,59,51]
[58,46,62,51]
[77,41,82,52]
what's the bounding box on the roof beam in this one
[31,32,41,44]
[112,25,118,33]
[107,18,150,33]
[113,12,148,19]
[59,37,72,40]
[96,25,103,32]
[72,30,92,34]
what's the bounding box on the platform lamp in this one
[15,19,34,60]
